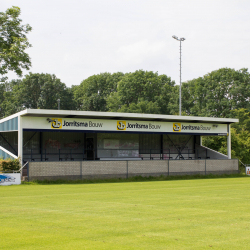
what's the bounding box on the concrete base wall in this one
[28,159,239,181]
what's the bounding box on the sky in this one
[2,0,250,87]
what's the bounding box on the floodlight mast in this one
[172,35,185,116]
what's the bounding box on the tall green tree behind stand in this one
[74,72,124,111]
[0,83,6,117]
[0,6,32,82]
[0,79,22,118]
[106,70,178,114]
[182,68,250,117]
[35,74,76,110]
[74,70,178,114]
[181,68,250,167]
[1,73,76,117]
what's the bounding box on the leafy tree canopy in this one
[182,68,250,117]
[74,72,124,111]
[0,6,32,82]
[1,73,75,117]
[106,70,177,114]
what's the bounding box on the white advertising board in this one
[22,117,228,135]
[246,167,250,176]
[0,173,21,186]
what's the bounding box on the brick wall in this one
[28,159,239,181]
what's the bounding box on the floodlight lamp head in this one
[180,37,186,41]
[172,35,178,40]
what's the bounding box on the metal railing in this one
[22,147,221,162]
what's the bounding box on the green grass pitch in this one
[1,177,250,249]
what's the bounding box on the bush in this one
[0,158,20,172]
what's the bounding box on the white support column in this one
[18,115,23,164]
[227,124,231,159]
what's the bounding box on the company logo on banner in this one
[47,118,104,129]
[117,121,126,130]
[0,173,21,185]
[47,118,62,129]
[0,174,15,183]
[173,122,212,132]
[173,123,181,132]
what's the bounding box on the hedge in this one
[0,158,20,172]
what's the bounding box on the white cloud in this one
[2,0,250,86]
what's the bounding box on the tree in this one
[0,79,21,118]
[0,6,32,82]
[2,73,76,117]
[181,78,205,116]
[75,72,124,111]
[118,99,161,114]
[183,68,250,117]
[0,83,5,117]
[230,108,250,132]
[107,70,177,114]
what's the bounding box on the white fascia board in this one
[18,109,238,124]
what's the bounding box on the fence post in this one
[27,162,29,182]
[80,161,82,180]
[205,159,206,176]
[168,159,170,176]
[126,161,128,179]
